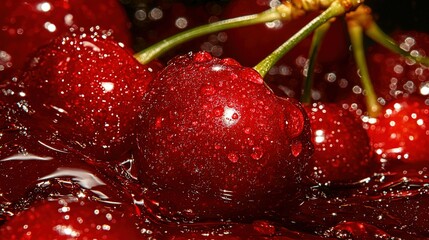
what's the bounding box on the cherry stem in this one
[253,0,363,78]
[365,22,429,66]
[301,22,331,104]
[133,5,305,64]
[347,19,382,118]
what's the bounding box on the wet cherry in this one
[366,96,429,165]
[304,102,375,183]
[367,30,429,102]
[136,51,313,222]
[0,197,143,239]
[17,30,161,161]
[0,0,132,81]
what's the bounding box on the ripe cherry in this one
[17,29,161,161]
[0,0,132,81]
[304,102,375,184]
[366,96,429,165]
[136,51,313,222]
[366,30,429,102]
[0,197,143,239]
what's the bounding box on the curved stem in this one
[365,22,429,66]
[347,20,381,118]
[254,0,362,78]
[133,5,305,64]
[301,22,331,104]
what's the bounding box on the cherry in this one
[304,102,375,184]
[136,51,313,222]
[0,0,132,81]
[0,197,143,239]
[16,29,162,161]
[366,96,429,165]
[367,30,429,102]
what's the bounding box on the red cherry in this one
[17,30,161,161]
[367,30,429,102]
[0,197,143,239]
[136,51,313,222]
[0,0,132,81]
[304,102,376,183]
[366,96,429,165]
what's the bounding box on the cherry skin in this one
[366,96,429,165]
[0,0,132,81]
[367,30,429,102]
[0,197,143,240]
[17,29,162,162]
[304,102,375,184]
[136,51,313,222]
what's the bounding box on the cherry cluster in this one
[1,0,429,239]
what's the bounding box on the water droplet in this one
[251,147,263,160]
[200,84,216,96]
[243,127,252,135]
[227,152,239,163]
[220,58,240,67]
[291,141,302,157]
[193,51,212,62]
[213,106,223,117]
[239,69,263,84]
[155,116,163,129]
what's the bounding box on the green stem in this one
[254,0,359,78]
[365,22,429,66]
[301,22,331,104]
[134,6,302,64]
[348,21,381,118]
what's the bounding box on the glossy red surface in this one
[0,197,142,239]
[304,102,376,183]
[367,96,429,164]
[136,51,313,222]
[14,30,160,161]
[367,30,429,102]
[2,1,429,239]
[0,0,132,81]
